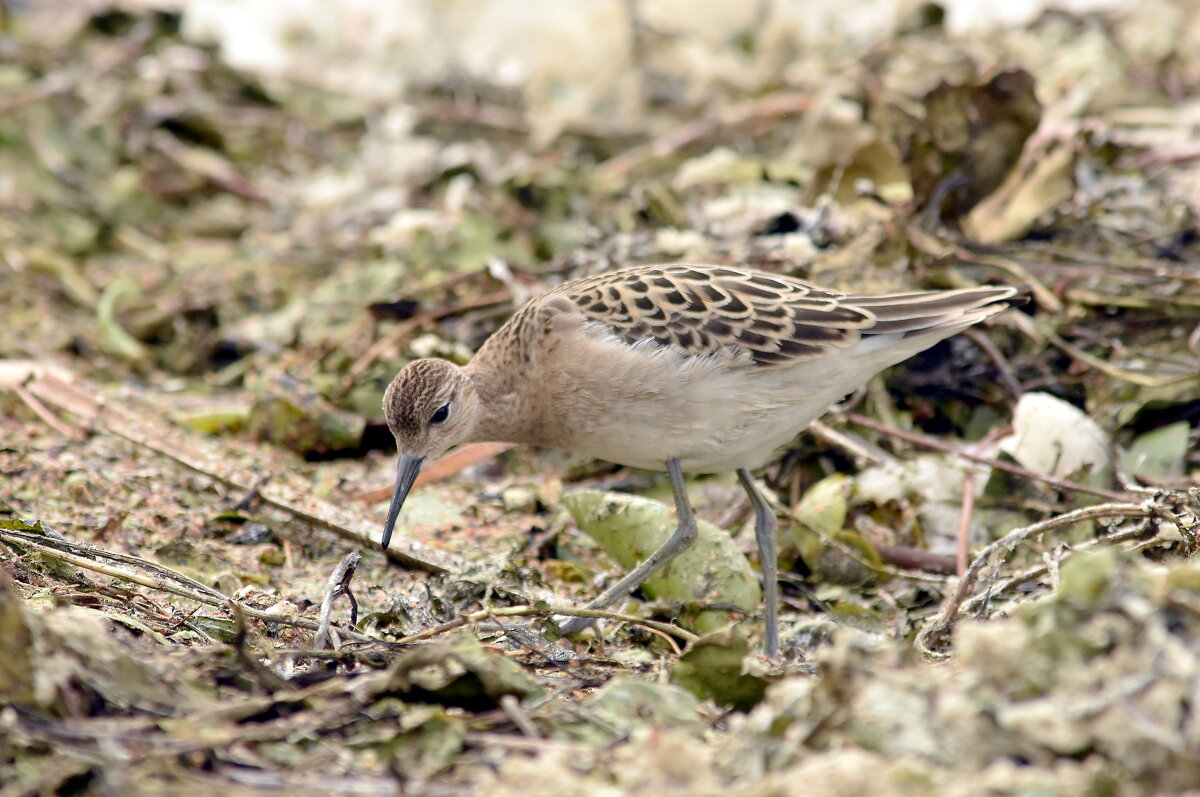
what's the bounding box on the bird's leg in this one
[737,468,779,657]
[557,458,698,635]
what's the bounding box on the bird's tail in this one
[850,286,1028,338]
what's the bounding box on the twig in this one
[342,317,422,387]
[961,327,1024,399]
[872,542,957,576]
[10,381,86,440]
[1048,332,1200,388]
[340,286,515,392]
[956,461,976,577]
[1016,244,1200,284]
[232,473,272,513]
[465,731,596,754]
[6,362,459,573]
[230,602,291,692]
[0,20,153,115]
[0,524,377,642]
[392,604,699,646]
[413,97,531,135]
[956,425,1011,576]
[808,418,893,467]
[594,92,814,184]
[314,551,362,650]
[956,250,1062,313]
[915,500,1153,655]
[623,621,684,656]
[773,465,952,581]
[147,129,266,202]
[499,694,540,739]
[820,532,951,583]
[784,501,951,582]
[958,518,1157,618]
[842,411,1132,502]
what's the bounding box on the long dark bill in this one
[381,453,424,550]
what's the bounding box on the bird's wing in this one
[554,264,1020,368]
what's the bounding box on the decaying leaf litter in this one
[2,0,1200,793]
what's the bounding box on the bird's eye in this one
[430,403,450,425]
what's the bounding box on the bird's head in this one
[380,358,479,548]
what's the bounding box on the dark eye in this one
[430,403,450,425]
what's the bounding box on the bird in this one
[380,263,1025,656]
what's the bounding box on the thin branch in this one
[961,326,1024,399]
[230,602,292,692]
[9,363,459,573]
[808,418,893,467]
[10,381,86,440]
[843,411,1132,502]
[1048,332,1200,388]
[0,526,377,642]
[315,551,362,650]
[0,20,153,115]
[956,518,1156,618]
[594,92,814,184]
[499,694,541,739]
[915,501,1153,655]
[391,604,699,646]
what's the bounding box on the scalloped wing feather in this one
[552,264,1019,368]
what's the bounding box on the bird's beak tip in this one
[380,453,423,553]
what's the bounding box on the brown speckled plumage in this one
[548,264,1014,367]
[380,263,1026,655]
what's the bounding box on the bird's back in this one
[552,263,1021,366]
[469,264,1023,472]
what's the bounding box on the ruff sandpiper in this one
[381,264,1024,656]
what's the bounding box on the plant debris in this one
[3,1,1200,793]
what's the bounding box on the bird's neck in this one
[464,358,541,446]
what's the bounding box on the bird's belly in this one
[538,332,915,473]
[547,361,828,473]
[563,401,820,473]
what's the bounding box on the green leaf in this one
[672,628,769,710]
